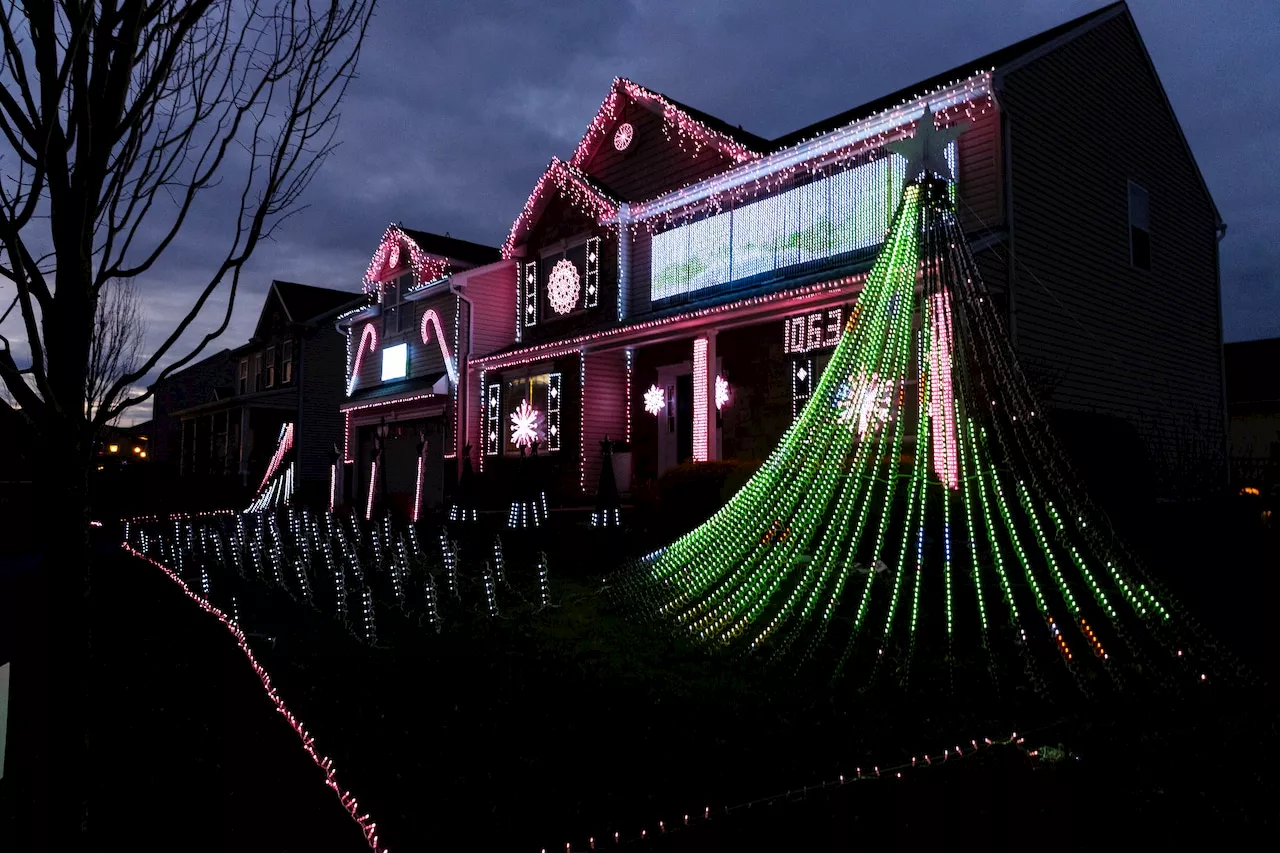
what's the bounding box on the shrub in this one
[655,459,761,537]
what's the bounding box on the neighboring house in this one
[467,1,1226,506]
[337,226,509,520]
[1225,336,1280,488]
[155,281,363,505]
[149,348,234,477]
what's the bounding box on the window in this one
[1129,181,1150,271]
[382,273,411,337]
[265,345,276,387]
[281,340,293,384]
[238,359,248,395]
[252,353,263,392]
[501,370,562,455]
[540,241,588,319]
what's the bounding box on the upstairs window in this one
[1128,181,1150,271]
[237,358,248,395]
[282,339,294,384]
[252,353,263,392]
[265,345,276,387]
[382,273,411,337]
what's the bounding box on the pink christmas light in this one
[363,225,449,293]
[693,338,708,462]
[927,288,958,489]
[122,545,389,852]
[348,323,378,396]
[569,78,760,170]
[329,463,337,512]
[419,308,457,383]
[502,158,620,259]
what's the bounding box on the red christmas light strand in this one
[122,544,390,853]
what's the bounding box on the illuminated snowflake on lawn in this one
[509,399,542,448]
[715,375,730,411]
[643,384,665,416]
[547,259,581,315]
[835,369,894,436]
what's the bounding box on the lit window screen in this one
[650,142,956,301]
[502,372,558,456]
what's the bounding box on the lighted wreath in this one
[547,258,581,316]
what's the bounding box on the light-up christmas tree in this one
[615,107,1228,696]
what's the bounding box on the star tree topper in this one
[885,103,968,182]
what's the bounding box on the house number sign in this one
[783,307,844,354]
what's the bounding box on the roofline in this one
[1112,6,1221,226]
[502,158,622,258]
[625,74,992,222]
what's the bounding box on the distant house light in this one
[139,451,147,459]
[381,343,408,381]
[108,444,119,453]
[132,446,141,454]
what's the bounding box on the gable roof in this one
[768,2,1124,151]
[569,77,765,172]
[503,158,623,258]
[364,224,501,292]
[273,280,363,323]
[398,228,501,267]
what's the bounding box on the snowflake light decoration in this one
[835,369,894,437]
[613,121,634,151]
[547,259,581,316]
[715,375,730,411]
[509,399,542,449]
[643,384,665,416]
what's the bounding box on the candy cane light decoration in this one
[420,309,457,384]
[347,322,378,396]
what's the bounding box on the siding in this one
[462,261,517,463]
[956,109,1003,235]
[297,326,348,505]
[581,100,742,202]
[581,349,628,497]
[1002,13,1225,489]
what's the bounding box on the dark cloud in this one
[87,0,1277,424]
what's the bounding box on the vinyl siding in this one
[297,326,348,504]
[1001,13,1225,487]
[580,100,742,202]
[581,349,628,497]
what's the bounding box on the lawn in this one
[118,497,1277,851]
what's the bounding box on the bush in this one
[655,459,761,537]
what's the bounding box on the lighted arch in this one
[420,308,458,384]
[347,322,378,396]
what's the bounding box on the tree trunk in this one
[10,418,93,851]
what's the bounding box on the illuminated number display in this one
[783,307,844,354]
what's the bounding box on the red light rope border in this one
[123,543,391,853]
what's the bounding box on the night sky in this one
[27,0,1280,423]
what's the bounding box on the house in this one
[148,347,234,478]
[466,1,1226,508]
[1225,336,1280,489]
[153,281,363,505]
[336,226,509,521]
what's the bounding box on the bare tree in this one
[0,2,376,846]
[86,277,145,427]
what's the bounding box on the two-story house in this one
[467,1,1226,508]
[157,280,363,504]
[337,225,508,521]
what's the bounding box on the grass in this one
[131,498,1275,851]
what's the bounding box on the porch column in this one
[239,406,251,486]
[693,332,718,462]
